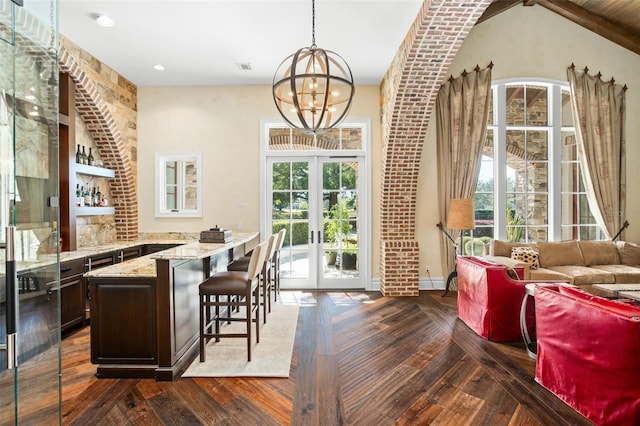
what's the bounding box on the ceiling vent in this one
[236,63,252,71]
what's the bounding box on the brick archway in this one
[59,46,138,240]
[379,0,492,296]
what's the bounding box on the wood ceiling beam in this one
[536,0,640,55]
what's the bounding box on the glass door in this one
[1,0,61,423]
[267,156,364,290]
[319,158,362,289]
[268,158,316,289]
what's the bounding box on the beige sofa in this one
[483,239,640,290]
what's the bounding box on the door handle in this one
[2,226,18,368]
[310,231,314,244]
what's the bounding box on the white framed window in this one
[155,152,202,217]
[472,79,601,246]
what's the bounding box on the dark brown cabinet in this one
[55,258,86,333]
[117,246,142,263]
[142,244,180,256]
[86,252,116,270]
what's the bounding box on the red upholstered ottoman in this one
[534,285,640,425]
[456,256,563,342]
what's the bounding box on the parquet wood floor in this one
[57,291,590,425]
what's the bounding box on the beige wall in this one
[138,5,639,283]
[417,4,640,278]
[138,85,382,261]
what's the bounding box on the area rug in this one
[182,302,299,378]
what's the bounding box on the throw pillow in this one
[490,240,534,257]
[511,246,539,270]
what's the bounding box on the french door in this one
[267,156,366,289]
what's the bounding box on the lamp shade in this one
[447,199,475,230]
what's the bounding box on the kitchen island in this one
[86,232,259,381]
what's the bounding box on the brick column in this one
[379,0,491,295]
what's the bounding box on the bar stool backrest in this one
[276,228,286,253]
[264,234,276,263]
[247,241,268,282]
[267,233,279,262]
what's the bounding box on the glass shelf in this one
[75,163,115,178]
[76,207,115,216]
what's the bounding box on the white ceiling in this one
[57,0,424,87]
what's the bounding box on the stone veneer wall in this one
[59,35,138,243]
[378,0,492,296]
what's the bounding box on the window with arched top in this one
[469,79,602,254]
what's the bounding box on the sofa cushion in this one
[530,268,573,283]
[615,241,640,266]
[481,255,530,280]
[536,240,584,268]
[547,265,614,285]
[558,285,640,318]
[489,240,534,257]
[579,240,620,266]
[510,247,539,269]
[587,264,640,284]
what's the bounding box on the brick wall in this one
[378,0,492,296]
[59,36,138,241]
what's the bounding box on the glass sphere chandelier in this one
[273,0,355,134]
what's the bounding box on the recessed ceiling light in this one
[153,64,165,71]
[95,15,115,28]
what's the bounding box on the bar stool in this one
[198,240,267,362]
[229,233,277,324]
[261,234,279,321]
[273,228,286,301]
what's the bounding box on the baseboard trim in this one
[367,277,445,292]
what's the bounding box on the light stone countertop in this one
[3,239,190,276]
[84,232,259,279]
[83,253,158,278]
[3,232,258,277]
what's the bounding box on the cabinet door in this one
[60,275,86,332]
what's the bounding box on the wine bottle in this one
[88,147,94,166]
[95,187,102,207]
[84,185,92,206]
[75,184,81,206]
[79,186,85,207]
[81,146,87,165]
[76,144,81,164]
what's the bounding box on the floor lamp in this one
[442,198,475,296]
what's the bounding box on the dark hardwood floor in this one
[60,291,591,425]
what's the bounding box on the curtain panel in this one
[436,64,492,288]
[567,65,627,240]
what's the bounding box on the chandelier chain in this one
[272,0,354,134]
[311,0,316,48]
